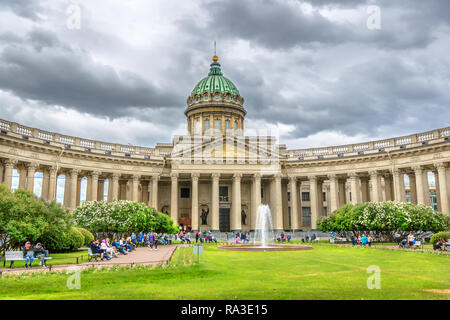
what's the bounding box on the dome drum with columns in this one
[0,49,449,237]
[185,53,246,136]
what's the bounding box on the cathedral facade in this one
[1,53,449,233]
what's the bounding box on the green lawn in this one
[0,244,448,300]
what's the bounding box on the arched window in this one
[56,174,66,204]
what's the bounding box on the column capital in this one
[211,172,220,180]
[253,172,262,179]
[308,175,317,181]
[49,166,58,174]
[70,168,80,177]
[368,170,379,177]
[327,173,337,180]
[111,173,120,180]
[26,162,39,170]
[191,172,200,181]
[4,158,18,167]
[90,171,101,178]
[170,172,179,179]
[412,165,423,173]
[132,174,140,182]
[233,173,243,180]
[288,175,297,182]
[152,174,160,181]
[390,168,402,175]
[434,162,447,171]
[273,173,282,180]
[348,172,359,179]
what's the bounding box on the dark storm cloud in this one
[0,28,182,118]
[0,0,44,21]
[181,0,450,51]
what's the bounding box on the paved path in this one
[0,245,183,275]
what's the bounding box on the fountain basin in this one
[218,244,313,251]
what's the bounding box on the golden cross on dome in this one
[213,41,219,62]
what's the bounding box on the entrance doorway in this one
[219,208,230,232]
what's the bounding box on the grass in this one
[0,244,448,300]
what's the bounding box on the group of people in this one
[89,238,134,261]
[276,233,291,243]
[194,230,218,244]
[131,232,170,248]
[22,241,48,268]
[433,237,450,251]
[350,233,374,247]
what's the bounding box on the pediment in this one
[170,135,280,164]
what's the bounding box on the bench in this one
[2,251,52,268]
[87,247,101,262]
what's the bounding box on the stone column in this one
[309,175,319,229]
[97,179,104,201]
[413,166,430,205]
[132,174,140,202]
[289,176,299,230]
[211,173,220,231]
[26,163,38,193]
[3,159,16,188]
[360,176,369,203]
[0,162,3,184]
[348,172,361,205]
[369,171,382,202]
[392,168,406,202]
[338,179,346,206]
[170,173,179,225]
[191,173,199,231]
[434,171,442,212]
[69,169,79,211]
[231,173,242,232]
[41,168,50,200]
[18,166,27,189]
[407,173,417,204]
[434,162,449,215]
[273,174,283,231]
[90,171,100,202]
[251,173,261,231]
[63,172,71,207]
[48,166,57,201]
[327,174,339,213]
[151,175,159,209]
[384,174,394,201]
[111,173,120,201]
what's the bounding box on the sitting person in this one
[102,239,118,258]
[120,238,131,252]
[23,241,34,268]
[33,243,48,268]
[90,240,110,261]
[433,238,447,251]
[112,239,127,254]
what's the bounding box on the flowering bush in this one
[317,201,450,241]
[73,200,178,237]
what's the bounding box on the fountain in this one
[219,204,313,252]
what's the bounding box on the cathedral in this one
[0,52,449,234]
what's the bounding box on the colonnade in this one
[1,157,449,231]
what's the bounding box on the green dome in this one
[191,61,240,97]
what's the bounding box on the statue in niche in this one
[201,208,209,225]
[241,209,247,225]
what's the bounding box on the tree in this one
[0,184,72,253]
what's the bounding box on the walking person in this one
[148,231,156,250]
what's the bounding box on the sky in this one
[0,0,449,150]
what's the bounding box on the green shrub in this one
[75,227,94,246]
[430,231,450,245]
[38,227,84,253]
